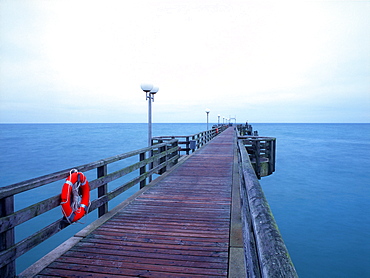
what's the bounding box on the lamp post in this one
[218,114,220,126]
[141,83,159,146]
[205,108,210,130]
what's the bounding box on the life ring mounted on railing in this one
[60,169,90,223]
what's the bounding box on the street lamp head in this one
[205,108,210,114]
[150,86,159,94]
[141,83,153,92]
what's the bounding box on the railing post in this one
[158,140,166,175]
[139,152,146,189]
[97,165,108,217]
[271,139,276,173]
[254,139,261,179]
[149,143,154,183]
[186,136,190,155]
[264,140,270,175]
[171,139,179,165]
[0,196,15,278]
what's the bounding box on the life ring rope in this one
[61,169,90,224]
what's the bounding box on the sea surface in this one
[1,123,369,277]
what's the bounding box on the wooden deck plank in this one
[38,128,236,277]
[82,236,228,253]
[50,256,228,276]
[57,251,228,270]
[37,262,223,278]
[68,245,228,263]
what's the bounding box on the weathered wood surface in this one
[30,128,236,277]
[17,126,297,278]
[238,135,276,178]
[0,141,177,199]
[237,138,298,278]
[0,139,179,277]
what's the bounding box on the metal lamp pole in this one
[141,83,159,146]
[205,108,210,130]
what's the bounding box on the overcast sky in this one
[0,0,369,123]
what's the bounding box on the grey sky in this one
[0,0,369,123]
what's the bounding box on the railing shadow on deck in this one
[0,126,227,277]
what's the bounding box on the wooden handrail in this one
[0,125,227,277]
[0,142,173,199]
[0,139,179,276]
[152,125,228,155]
[236,136,298,277]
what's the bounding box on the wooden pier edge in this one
[18,149,197,278]
[237,134,298,278]
[228,133,247,277]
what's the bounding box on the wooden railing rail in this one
[152,125,228,155]
[236,134,297,277]
[0,139,179,277]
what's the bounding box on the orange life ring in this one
[61,170,90,223]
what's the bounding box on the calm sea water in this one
[1,123,369,277]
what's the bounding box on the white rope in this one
[71,181,81,212]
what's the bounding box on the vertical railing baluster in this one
[0,195,15,278]
[158,140,166,174]
[149,143,153,183]
[97,165,108,217]
[139,152,146,189]
[186,136,190,155]
[172,139,179,165]
[272,139,276,173]
[255,139,261,179]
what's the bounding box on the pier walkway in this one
[27,128,242,277]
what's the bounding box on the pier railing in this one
[236,132,297,277]
[237,124,276,178]
[239,136,276,179]
[0,139,179,277]
[0,125,228,277]
[152,125,228,155]
[237,124,253,136]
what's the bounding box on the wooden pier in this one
[1,125,297,277]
